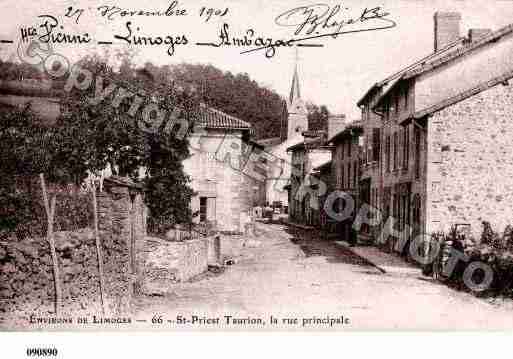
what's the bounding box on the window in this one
[347,140,352,158]
[412,194,421,225]
[362,106,369,122]
[404,86,409,111]
[403,126,410,170]
[364,135,368,164]
[394,93,400,116]
[199,197,207,222]
[340,143,344,160]
[372,128,381,163]
[393,132,398,170]
[347,162,351,189]
[384,101,390,122]
[353,161,358,188]
[340,164,344,190]
[386,135,391,173]
[415,127,421,179]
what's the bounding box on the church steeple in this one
[289,61,301,106]
[287,49,308,140]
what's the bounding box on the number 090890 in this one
[26,348,58,357]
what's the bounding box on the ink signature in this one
[237,3,396,56]
[275,3,396,38]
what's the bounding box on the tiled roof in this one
[357,37,466,107]
[404,23,513,79]
[257,137,282,147]
[328,121,364,143]
[196,104,252,131]
[370,23,513,110]
[286,136,330,152]
[302,130,326,138]
[313,160,332,172]
[404,68,513,123]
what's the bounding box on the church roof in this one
[289,64,301,105]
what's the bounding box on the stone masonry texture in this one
[136,236,210,295]
[0,229,102,324]
[425,82,513,238]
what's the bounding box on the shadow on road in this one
[284,225,375,267]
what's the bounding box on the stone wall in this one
[0,177,148,324]
[425,82,513,237]
[96,177,147,315]
[136,236,216,295]
[0,229,102,322]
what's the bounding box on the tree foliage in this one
[306,103,330,133]
[0,57,331,237]
[166,63,288,139]
[57,55,200,234]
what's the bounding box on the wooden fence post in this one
[92,182,107,316]
[39,173,61,315]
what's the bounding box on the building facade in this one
[260,59,310,211]
[356,11,513,247]
[328,122,363,242]
[184,106,265,233]
[287,136,332,227]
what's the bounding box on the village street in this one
[134,223,513,330]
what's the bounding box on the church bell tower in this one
[287,52,308,141]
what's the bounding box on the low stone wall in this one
[136,236,219,295]
[0,229,102,322]
[0,227,136,327]
[206,235,221,265]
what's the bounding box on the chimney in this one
[434,11,461,52]
[468,28,492,43]
[328,114,346,140]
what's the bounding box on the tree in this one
[0,103,63,239]
[167,63,288,139]
[55,55,200,234]
[306,103,330,133]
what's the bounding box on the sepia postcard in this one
[1,0,513,339]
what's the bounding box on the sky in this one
[1,0,513,121]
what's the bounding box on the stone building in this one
[184,105,265,233]
[258,58,311,211]
[357,11,513,245]
[310,160,333,231]
[287,135,332,226]
[327,121,363,241]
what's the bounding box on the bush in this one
[428,222,513,296]
[0,181,93,241]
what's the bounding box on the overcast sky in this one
[1,0,513,120]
